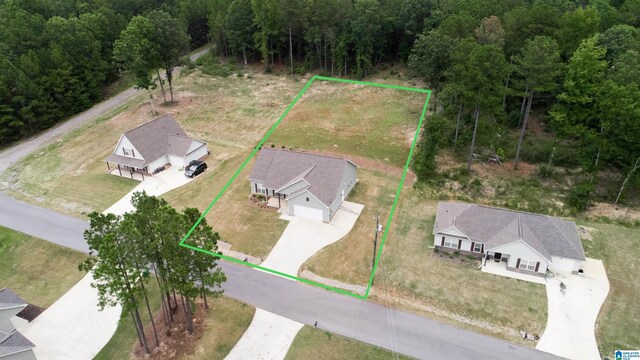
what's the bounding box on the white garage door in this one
[293,205,323,221]
[549,256,578,273]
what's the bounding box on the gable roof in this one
[433,202,585,261]
[249,149,356,207]
[0,331,35,357]
[108,114,206,167]
[0,289,26,309]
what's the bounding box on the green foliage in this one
[408,30,456,92]
[414,114,447,180]
[568,181,595,212]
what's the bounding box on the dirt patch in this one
[586,202,640,222]
[133,299,208,360]
[577,225,597,241]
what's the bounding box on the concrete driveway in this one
[227,201,363,360]
[14,272,121,360]
[536,258,610,360]
[260,201,364,275]
[104,165,194,216]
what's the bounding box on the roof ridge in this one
[264,148,349,162]
[123,114,178,135]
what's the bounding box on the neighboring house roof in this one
[433,202,586,261]
[0,331,35,357]
[106,114,207,167]
[0,289,26,310]
[249,149,356,207]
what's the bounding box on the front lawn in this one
[0,226,85,308]
[303,169,402,286]
[582,222,640,357]
[285,326,412,360]
[372,189,548,346]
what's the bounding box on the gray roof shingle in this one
[249,149,356,206]
[0,289,26,309]
[0,331,35,356]
[107,114,206,167]
[434,202,585,261]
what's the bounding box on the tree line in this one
[408,0,640,209]
[79,192,225,354]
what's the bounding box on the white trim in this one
[487,239,551,262]
[185,141,207,156]
[436,226,469,239]
[276,178,311,193]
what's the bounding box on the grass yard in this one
[164,153,289,259]
[0,226,85,308]
[96,276,255,360]
[303,169,402,286]
[371,189,548,345]
[268,81,426,168]
[581,222,640,357]
[285,326,412,360]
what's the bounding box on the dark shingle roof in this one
[249,149,356,206]
[433,202,586,261]
[108,114,206,167]
[0,289,26,309]
[0,331,35,356]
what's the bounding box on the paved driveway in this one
[104,166,194,215]
[536,258,610,360]
[227,201,363,359]
[260,201,364,275]
[14,272,121,360]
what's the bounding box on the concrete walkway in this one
[482,261,547,285]
[536,258,609,360]
[225,309,304,360]
[14,272,121,360]
[227,201,363,360]
[104,165,194,215]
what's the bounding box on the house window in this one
[443,238,458,249]
[306,197,309,202]
[473,243,483,253]
[123,148,132,156]
[519,259,537,271]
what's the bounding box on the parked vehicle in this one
[184,160,207,178]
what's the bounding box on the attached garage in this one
[292,204,324,221]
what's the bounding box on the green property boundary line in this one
[179,75,432,300]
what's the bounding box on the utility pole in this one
[372,210,380,286]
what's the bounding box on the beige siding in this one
[114,135,142,159]
[328,162,358,218]
[489,241,548,274]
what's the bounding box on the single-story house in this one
[432,202,586,276]
[0,289,36,360]
[105,114,208,179]
[248,149,358,222]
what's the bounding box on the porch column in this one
[107,162,110,171]
[141,170,145,181]
[130,167,134,179]
[278,195,281,208]
[117,164,122,176]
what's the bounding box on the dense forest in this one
[1,0,639,205]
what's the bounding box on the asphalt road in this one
[0,193,561,359]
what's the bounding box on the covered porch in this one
[267,195,288,212]
[105,154,148,181]
[481,256,547,285]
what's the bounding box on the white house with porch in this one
[105,114,208,180]
[248,149,357,222]
[432,202,586,276]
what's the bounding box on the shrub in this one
[537,165,554,179]
[568,181,594,212]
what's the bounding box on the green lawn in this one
[0,226,85,308]
[373,189,548,346]
[268,81,425,168]
[285,326,412,360]
[303,169,401,285]
[580,222,640,357]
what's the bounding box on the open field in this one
[96,277,255,360]
[0,226,85,308]
[268,81,425,168]
[285,325,412,360]
[303,169,402,285]
[581,222,640,357]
